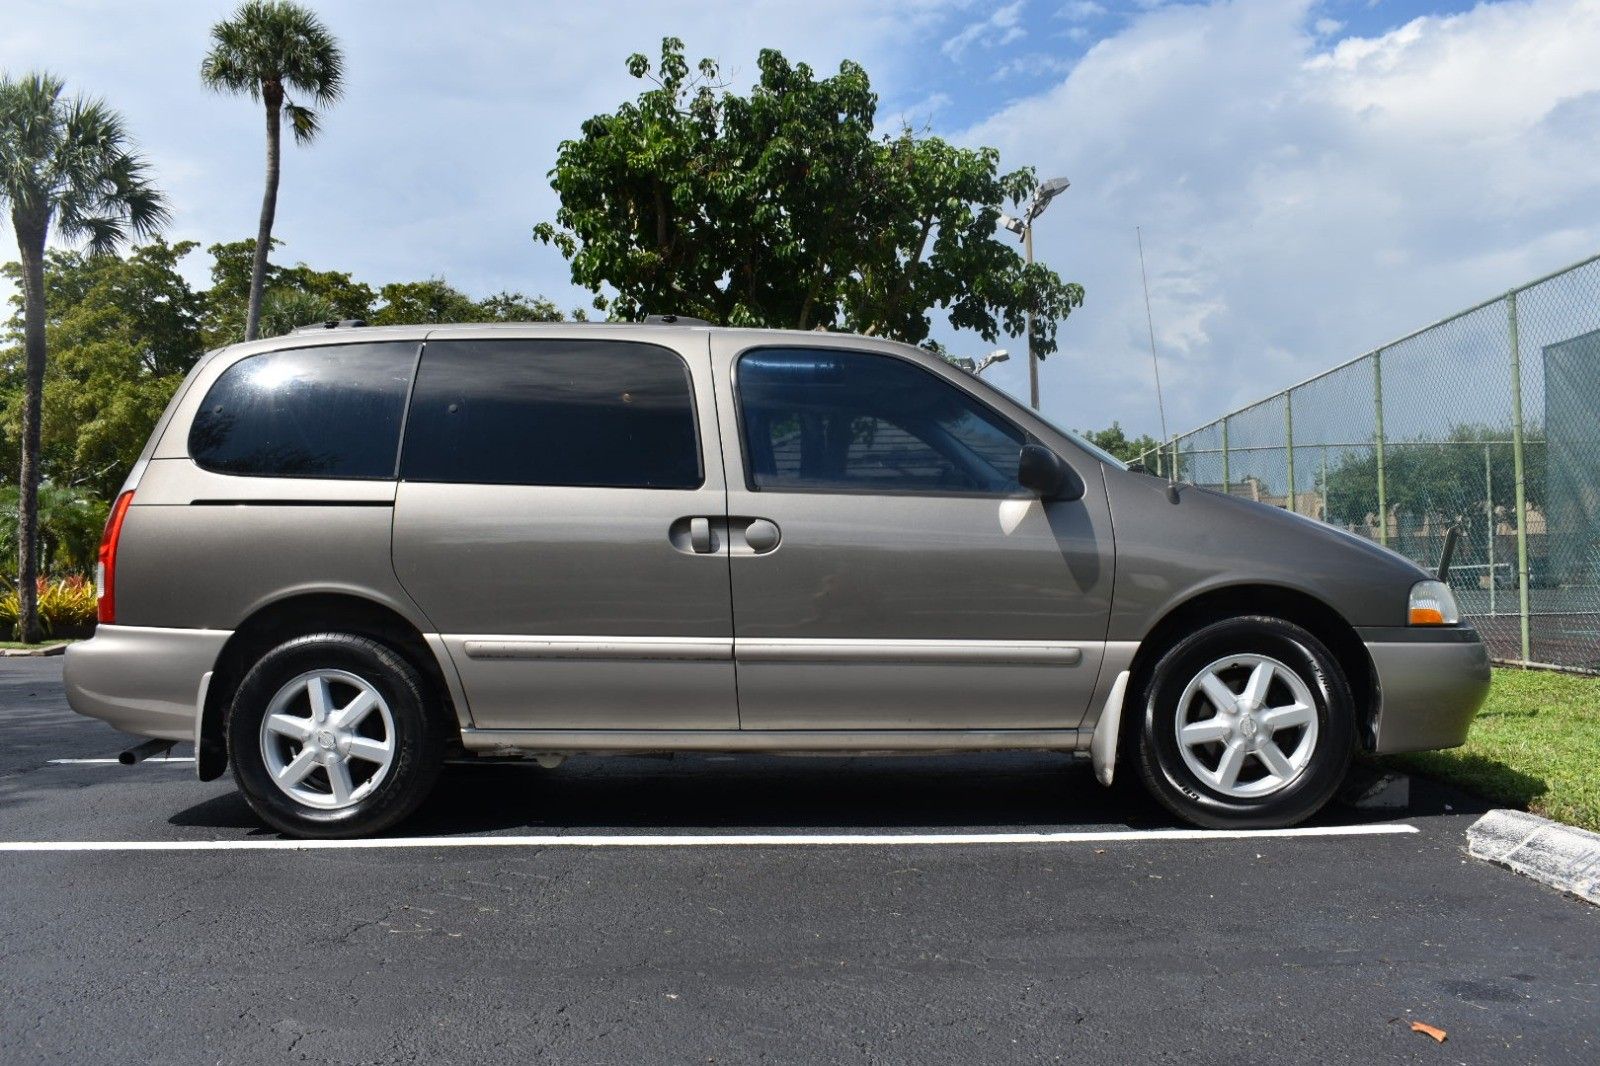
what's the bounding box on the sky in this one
[3,0,1598,439]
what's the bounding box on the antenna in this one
[1137,226,1170,444]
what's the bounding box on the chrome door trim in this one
[461,727,1089,753]
[735,638,1088,666]
[459,636,733,662]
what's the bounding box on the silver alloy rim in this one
[1174,653,1319,799]
[258,669,396,810]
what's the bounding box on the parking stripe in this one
[47,757,194,765]
[0,824,1417,852]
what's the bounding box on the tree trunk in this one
[13,212,48,643]
[245,89,283,341]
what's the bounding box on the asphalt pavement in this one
[1,657,1596,1064]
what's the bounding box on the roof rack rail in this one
[292,319,367,333]
[643,314,712,326]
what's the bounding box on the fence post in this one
[1221,417,1231,494]
[1284,392,1296,513]
[1374,349,1387,546]
[1485,442,1496,616]
[1507,291,1532,661]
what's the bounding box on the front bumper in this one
[63,624,232,742]
[1359,626,1492,753]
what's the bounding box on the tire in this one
[228,633,446,838]
[1132,616,1355,829]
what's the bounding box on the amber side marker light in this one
[96,490,134,624]
[1407,579,1460,626]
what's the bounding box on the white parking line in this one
[0,823,1417,852]
[47,757,194,765]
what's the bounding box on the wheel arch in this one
[197,591,463,781]
[1122,583,1376,755]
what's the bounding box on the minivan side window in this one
[400,339,702,489]
[188,342,416,479]
[737,348,1026,495]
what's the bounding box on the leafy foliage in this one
[535,38,1083,351]
[0,483,107,577]
[1321,423,1545,527]
[1079,422,1162,464]
[0,575,97,638]
[200,0,344,146]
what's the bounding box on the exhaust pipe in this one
[118,738,175,766]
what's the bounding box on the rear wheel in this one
[228,633,445,838]
[1133,616,1355,829]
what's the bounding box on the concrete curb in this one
[1467,809,1600,906]
[0,643,68,658]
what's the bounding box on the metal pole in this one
[1508,292,1532,661]
[1374,349,1388,546]
[1486,442,1496,616]
[1321,446,1328,521]
[1221,417,1231,494]
[1025,224,1038,411]
[1284,394,1296,513]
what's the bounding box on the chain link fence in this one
[1138,252,1600,673]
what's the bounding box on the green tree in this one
[203,237,376,342]
[201,0,343,341]
[1079,422,1162,464]
[0,239,204,499]
[534,38,1082,350]
[1320,424,1546,569]
[0,72,166,641]
[0,481,108,578]
[369,279,564,326]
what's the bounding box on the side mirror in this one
[1018,444,1085,501]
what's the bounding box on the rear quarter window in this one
[399,338,702,489]
[188,342,417,479]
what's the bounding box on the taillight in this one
[96,490,134,624]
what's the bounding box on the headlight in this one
[1408,580,1460,625]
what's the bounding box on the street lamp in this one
[998,175,1069,410]
[951,349,1009,376]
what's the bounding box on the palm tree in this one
[0,72,166,642]
[201,1,343,342]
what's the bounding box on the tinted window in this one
[738,348,1026,495]
[189,342,415,479]
[401,339,701,488]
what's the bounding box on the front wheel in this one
[1133,616,1355,829]
[228,633,446,838]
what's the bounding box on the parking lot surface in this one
[2,657,1596,1064]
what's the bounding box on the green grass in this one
[1389,667,1600,832]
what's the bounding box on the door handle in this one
[690,517,712,554]
[669,516,721,555]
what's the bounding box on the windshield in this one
[957,370,1130,470]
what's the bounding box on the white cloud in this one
[941,1,1027,59]
[1059,1,1108,20]
[956,0,1600,435]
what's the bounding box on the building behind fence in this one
[1137,253,1600,673]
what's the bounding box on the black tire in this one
[228,633,446,838]
[1133,616,1355,829]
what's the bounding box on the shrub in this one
[0,575,98,639]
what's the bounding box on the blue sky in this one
[4,0,1598,438]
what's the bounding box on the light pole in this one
[999,176,1069,410]
[950,349,1009,376]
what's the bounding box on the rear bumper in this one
[1360,627,1492,753]
[63,625,231,742]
